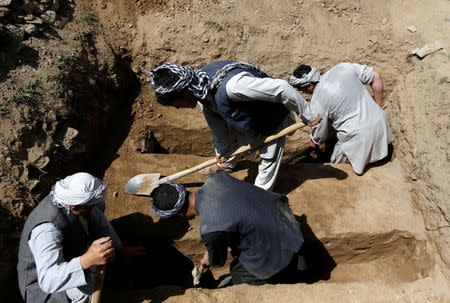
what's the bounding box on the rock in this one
[62,127,79,150]
[0,7,9,20]
[0,0,11,7]
[406,25,417,33]
[41,10,56,24]
[35,4,46,14]
[382,17,388,24]
[24,14,34,21]
[23,24,37,35]
[51,0,59,12]
[411,40,443,58]
[21,0,37,14]
[26,17,43,25]
[6,24,25,41]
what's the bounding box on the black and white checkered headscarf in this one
[149,62,269,100]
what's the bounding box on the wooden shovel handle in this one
[91,265,106,303]
[157,122,305,184]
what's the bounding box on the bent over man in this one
[17,172,144,303]
[290,63,392,175]
[149,60,321,191]
[151,172,308,286]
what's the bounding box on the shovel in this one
[125,122,306,196]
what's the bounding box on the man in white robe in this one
[290,63,392,175]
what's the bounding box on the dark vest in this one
[17,195,90,302]
[200,61,289,137]
[195,172,303,279]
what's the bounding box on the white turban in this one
[51,172,106,208]
[289,67,321,88]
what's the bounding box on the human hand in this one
[80,237,115,270]
[216,154,227,164]
[308,139,319,150]
[307,114,322,127]
[200,251,210,268]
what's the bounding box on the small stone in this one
[129,23,133,28]
[41,10,56,24]
[113,191,119,198]
[26,17,43,24]
[24,14,34,21]
[23,24,37,35]
[35,4,46,14]
[0,0,11,7]
[382,17,388,24]
[204,38,209,43]
[6,25,25,40]
[62,127,79,150]
[51,0,59,12]
[406,25,417,33]
[338,39,343,44]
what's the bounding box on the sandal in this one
[199,164,233,175]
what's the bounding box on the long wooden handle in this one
[157,122,306,184]
[91,265,106,303]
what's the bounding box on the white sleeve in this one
[348,63,374,85]
[309,100,329,145]
[28,223,87,293]
[225,72,317,123]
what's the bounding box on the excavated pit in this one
[2,0,448,302]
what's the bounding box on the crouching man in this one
[151,172,308,286]
[17,172,144,302]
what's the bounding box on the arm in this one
[28,223,88,293]
[370,71,384,108]
[309,101,330,146]
[201,105,234,156]
[349,63,384,108]
[201,232,231,268]
[225,72,319,124]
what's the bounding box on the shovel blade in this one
[125,173,161,196]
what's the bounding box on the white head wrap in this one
[51,172,106,210]
[289,67,321,88]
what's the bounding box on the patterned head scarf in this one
[149,61,269,101]
[289,67,321,88]
[51,172,106,213]
[149,64,210,100]
[151,182,187,219]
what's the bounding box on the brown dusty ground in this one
[1,0,449,302]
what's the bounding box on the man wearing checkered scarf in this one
[149,61,322,191]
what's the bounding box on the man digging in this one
[151,172,309,286]
[149,60,322,191]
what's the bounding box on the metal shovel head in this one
[125,173,161,196]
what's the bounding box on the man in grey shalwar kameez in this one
[290,63,392,175]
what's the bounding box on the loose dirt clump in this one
[1,0,449,302]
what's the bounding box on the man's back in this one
[310,62,392,174]
[195,172,303,279]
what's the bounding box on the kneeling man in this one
[290,63,392,175]
[151,172,308,286]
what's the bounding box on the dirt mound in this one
[1,0,449,302]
